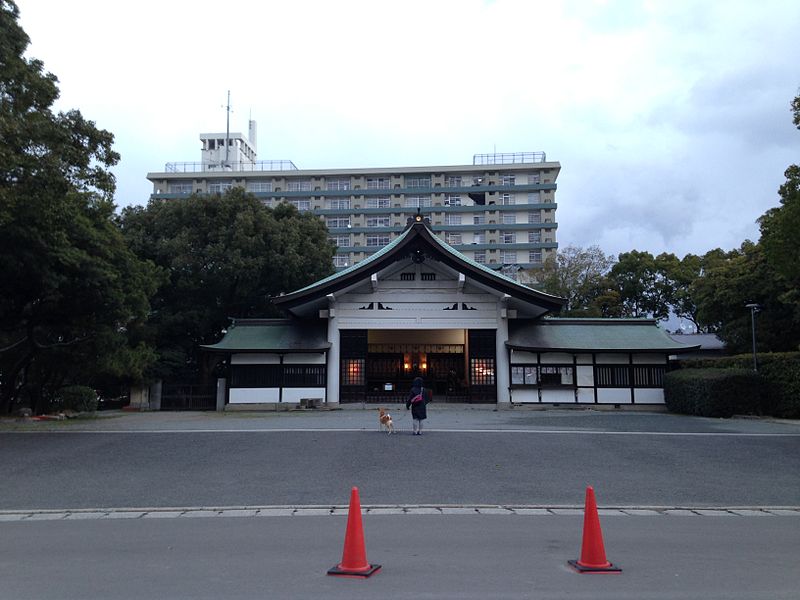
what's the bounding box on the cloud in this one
[15,0,800,258]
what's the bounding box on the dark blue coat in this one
[406,377,431,420]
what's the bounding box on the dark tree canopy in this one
[693,242,800,353]
[758,165,800,319]
[753,91,800,338]
[119,189,335,380]
[537,245,616,316]
[0,1,159,413]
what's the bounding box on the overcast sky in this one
[17,0,800,258]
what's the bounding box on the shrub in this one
[664,368,764,418]
[677,352,800,418]
[56,386,98,413]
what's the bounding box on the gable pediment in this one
[272,219,566,318]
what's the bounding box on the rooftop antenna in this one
[222,90,233,168]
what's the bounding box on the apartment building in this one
[146,128,559,274]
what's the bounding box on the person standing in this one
[406,376,431,435]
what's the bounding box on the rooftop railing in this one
[164,160,299,173]
[473,152,547,165]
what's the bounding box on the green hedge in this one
[55,386,98,413]
[664,368,764,418]
[678,352,800,419]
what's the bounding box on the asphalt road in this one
[2,409,799,599]
[1,514,798,600]
[1,409,799,510]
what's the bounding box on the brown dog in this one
[378,408,394,434]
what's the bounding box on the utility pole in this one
[745,303,761,372]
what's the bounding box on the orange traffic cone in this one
[568,486,622,573]
[327,487,381,577]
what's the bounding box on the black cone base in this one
[327,563,382,578]
[568,559,622,573]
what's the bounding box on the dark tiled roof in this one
[508,318,701,353]
[667,333,725,351]
[202,319,330,352]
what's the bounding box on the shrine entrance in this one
[339,329,496,404]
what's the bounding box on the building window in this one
[473,251,486,264]
[633,366,665,387]
[400,272,415,281]
[445,214,462,226]
[328,198,351,210]
[287,180,312,192]
[341,359,365,385]
[595,366,631,387]
[406,177,431,188]
[499,175,515,186]
[511,366,538,385]
[529,250,543,264]
[326,178,351,191]
[539,366,574,387]
[501,232,516,244]
[289,198,311,211]
[282,365,326,387]
[366,216,390,227]
[330,235,351,248]
[208,181,232,193]
[366,235,390,247]
[595,365,665,388]
[446,232,462,245]
[367,177,390,190]
[470,358,495,385]
[527,191,541,203]
[366,196,390,209]
[528,174,540,184]
[246,181,273,193]
[500,193,515,205]
[473,232,486,244]
[528,211,542,224]
[406,195,431,208]
[528,231,541,243]
[421,273,436,281]
[502,213,517,224]
[230,364,282,388]
[333,254,350,268]
[326,217,351,229]
[444,194,461,206]
[445,176,462,187]
[501,251,517,264]
[168,183,193,194]
[473,214,485,225]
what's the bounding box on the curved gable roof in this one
[272,216,566,313]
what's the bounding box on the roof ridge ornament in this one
[405,208,430,230]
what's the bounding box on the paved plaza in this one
[1,407,798,599]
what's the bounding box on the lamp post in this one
[745,303,761,372]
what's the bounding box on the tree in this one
[758,93,800,323]
[0,1,159,413]
[536,245,615,316]
[119,189,335,380]
[693,241,800,353]
[607,250,673,319]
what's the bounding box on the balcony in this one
[163,160,298,173]
[472,152,547,165]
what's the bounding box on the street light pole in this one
[745,303,761,372]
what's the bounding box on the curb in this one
[1,505,798,522]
